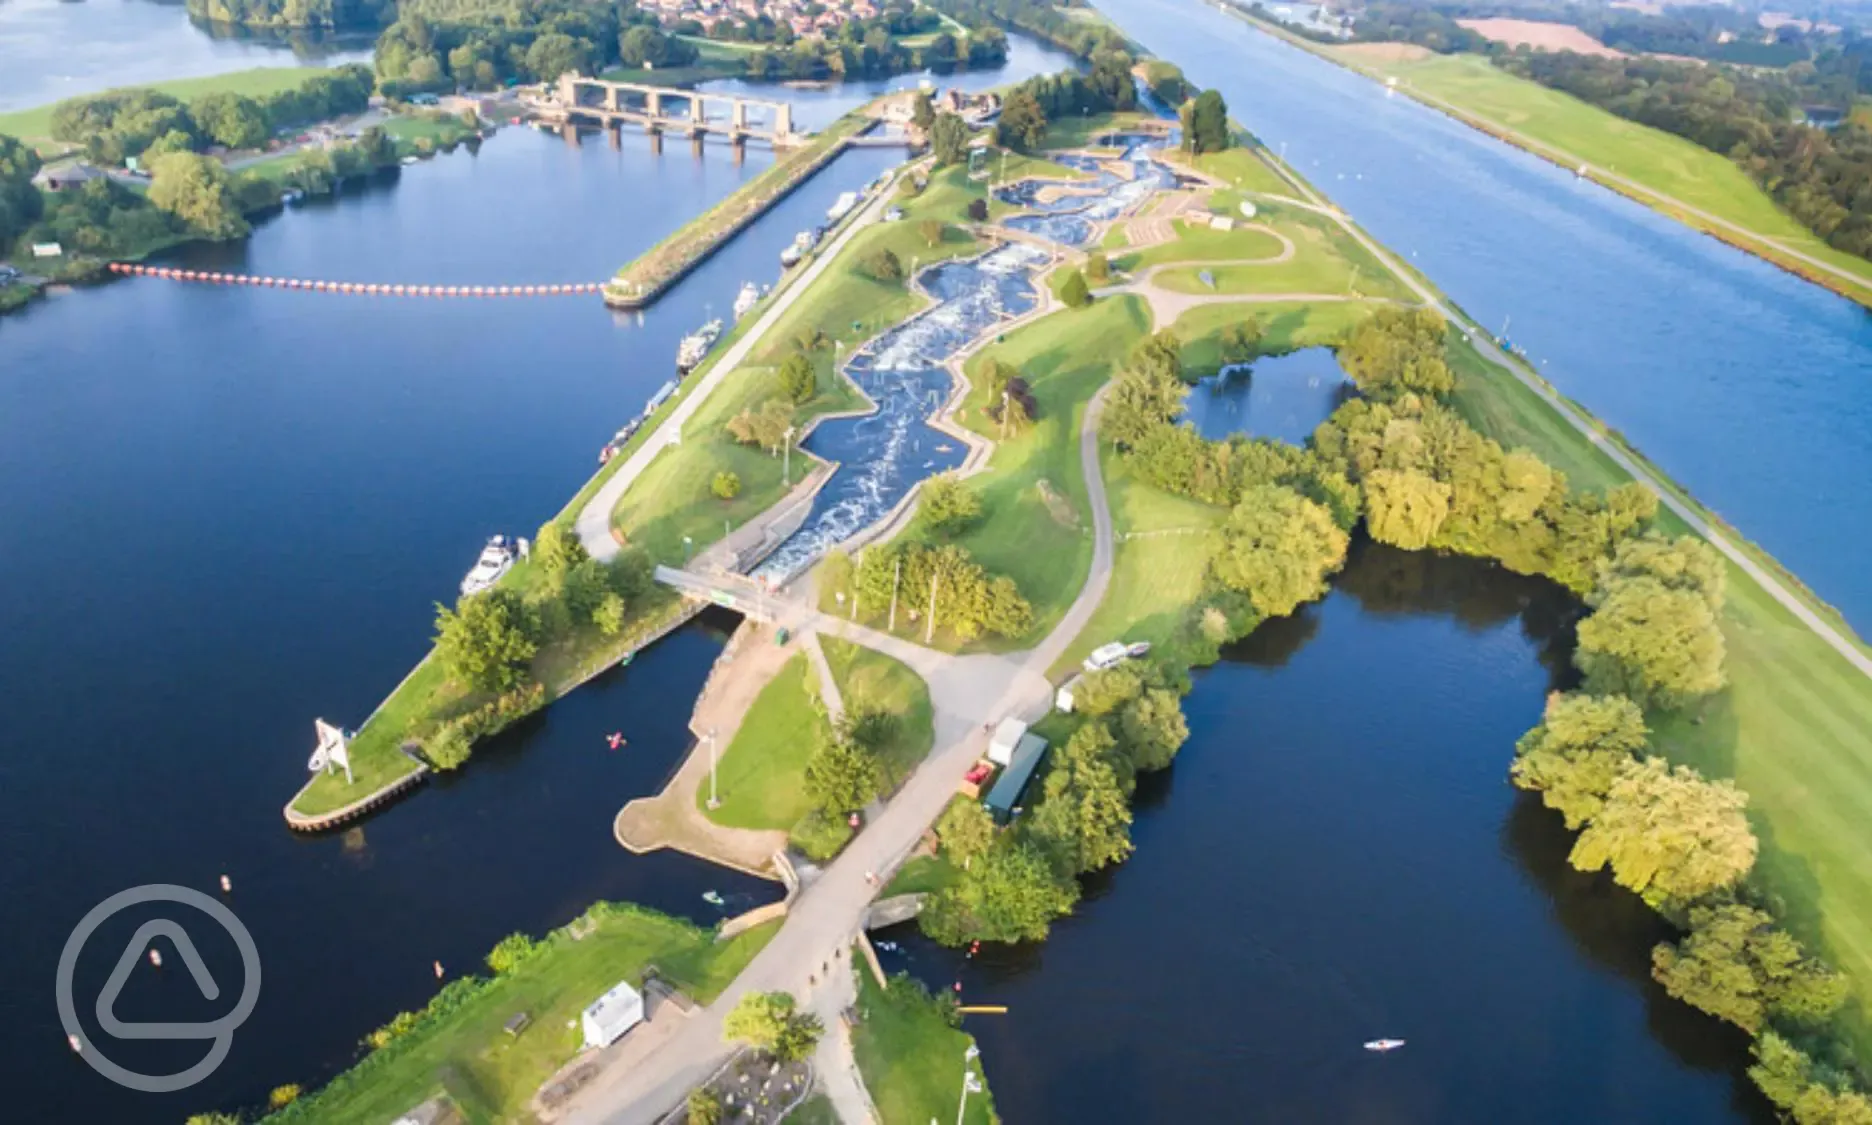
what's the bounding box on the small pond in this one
[1181,347,1353,446]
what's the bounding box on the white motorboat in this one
[1083,641,1130,673]
[781,230,813,267]
[1363,1039,1405,1053]
[733,281,766,320]
[460,535,518,597]
[676,319,723,373]
[827,190,859,222]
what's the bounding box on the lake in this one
[1182,347,1353,444]
[881,541,1774,1124]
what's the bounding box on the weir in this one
[534,73,800,147]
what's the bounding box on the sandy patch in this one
[1336,42,1432,62]
[1456,18,1626,57]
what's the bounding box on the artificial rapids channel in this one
[757,136,1176,577]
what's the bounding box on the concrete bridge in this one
[653,565,789,621]
[537,74,800,148]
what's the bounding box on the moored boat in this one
[1363,1039,1405,1053]
[733,281,766,320]
[460,535,520,597]
[676,319,724,373]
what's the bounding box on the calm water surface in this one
[1183,346,1352,444]
[0,0,373,111]
[1098,0,1872,631]
[883,542,1773,1124]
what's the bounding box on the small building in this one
[984,733,1048,824]
[987,718,1028,767]
[32,162,102,192]
[1209,214,1234,232]
[30,242,63,258]
[581,980,645,1050]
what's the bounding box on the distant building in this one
[32,162,103,192]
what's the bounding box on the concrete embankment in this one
[604,115,899,311]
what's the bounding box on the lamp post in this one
[783,424,796,484]
[955,1048,982,1125]
[683,535,693,564]
[707,727,720,809]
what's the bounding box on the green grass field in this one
[821,637,935,789]
[264,905,777,1124]
[1140,206,1411,301]
[783,1094,839,1124]
[1171,299,1372,375]
[0,66,337,147]
[702,652,829,831]
[1340,50,1872,291]
[883,848,963,897]
[851,970,997,1125]
[1163,144,1295,196]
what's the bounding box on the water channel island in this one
[241,30,1872,1125]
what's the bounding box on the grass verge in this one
[851,970,997,1125]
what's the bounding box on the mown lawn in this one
[1041,110,1160,151]
[1344,50,1872,288]
[264,906,778,1125]
[702,652,829,831]
[1120,220,1288,268]
[1162,143,1295,195]
[0,66,336,144]
[1171,299,1372,375]
[851,970,997,1125]
[1147,208,1411,300]
[820,637,935,789]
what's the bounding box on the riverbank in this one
[1212,4,1872,310]
[602,110,881,309]
[257,903,780,1124]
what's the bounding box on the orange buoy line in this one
[105,262,603,296]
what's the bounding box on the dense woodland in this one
[928,0,1130,59]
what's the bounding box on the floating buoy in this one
[220,874,232,893]
[606,732,626,750]
[68,1034,82,1054]
[433,960,444,979]
[148,948,162,968]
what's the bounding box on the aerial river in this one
[1098,0,1872,632]
[0,20,1074,1122]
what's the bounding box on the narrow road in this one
[574,174,903,561]
[1261,149,1872,679]
[562,356,1120,1125]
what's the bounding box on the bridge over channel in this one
[533,74,800,148]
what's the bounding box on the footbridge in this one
[653,565,790,622]
[534,74,800,147]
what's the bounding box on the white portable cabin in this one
[581,980,645,1050]
[988,718,1028,767]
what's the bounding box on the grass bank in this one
[702,652,831,831]
[821,636,935,787]
[262,903,778,1124]
[0,66,337,150]
[851,970,997,1125]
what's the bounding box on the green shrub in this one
[790,808,854,861]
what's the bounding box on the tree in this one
[921,838,1080,945]
[0,133,43,248]
[1085,251,1110,284]
[723,992,822,1061]
[424,720,473,771]
[937,799,995,867]
[1117,687,1189,773]
[966,197,988,222]
[1212,484,1349,618]
[1651,903,1847,1032]
[918,218,944,247]
[1510,692,1649,828]
[996,87,1047,151]
[619,26,697,68]
[1570,757,1757,906]
[727,397,794,453]
[1363,468,1452,550]
[593,591,627,636]
[1059,268,1092,308]
[1338,307,1453,399]
[147,151,249,239]
[911,89,936,131]
[534,520,587,580]
[918,474,981,535]
[777,351,816,402]
[866,247,904,282]
[1182,88,1230,154]
[525,33,593,81]
[1596,533,1725,612]
[1219,316,1262,364]
[1575,576,1726,709]
[435,588,539,694]
[1030,745,1133,875]
[189,92,269,150]
[805,731,881,813]
[269,1085,302,1109]
[711,470,742,500]
[485,932,539,975]
[1102,331,1188,448]
[930,112,971,166]
[687,1088,724,1125]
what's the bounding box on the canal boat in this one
[827,190,860,222]
[1363,1039,1405,1053]
[733,281,766,320]
[1083,641,1133,673]
[780,230,814,267]
[676,319,724,373]
[460,535,519,597]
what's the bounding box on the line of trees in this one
[185,0,396,30]
[373,0,660,93]
[851,541,1034,643]
[744,19,1007,81]
[927,0,1129,61]
[995,45,1140,152]
[47,65,374,167]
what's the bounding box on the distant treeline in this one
[48,65,374,166]
[186,0,396,30]
[736,16,1009,81]
[926,0,1129,60]
[1502,51,1872,259]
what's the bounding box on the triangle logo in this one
[94,919,222,1039]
